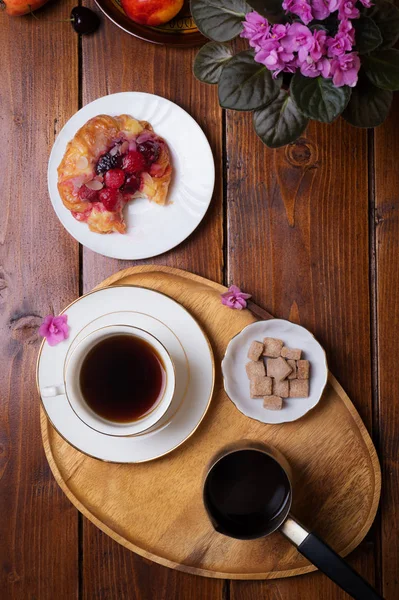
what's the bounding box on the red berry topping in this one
[137,140,160,165]
[122,151,146,174]
[104,168,125,189]
[78,184,99,202]
[122,174,140,195]
[99,188,119,211]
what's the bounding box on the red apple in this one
[1,0,50,16]
[120,0,184,26]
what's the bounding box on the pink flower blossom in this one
[338,0,360,20]
[241,12,271,51]
[270,23,290,41]
[330,51,360,87]
[309,29,328,61]
[39,314,70,346]
[299,55,331,77]
[282,0,313,24]
[255,41,294,76]
[326,22,354,56]
[281,23,314,62]
[338,18,355,44]
[311,0,330,20]
[358,0,373,6]
[221,285,251,310]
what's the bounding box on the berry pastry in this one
[57,114,172,234]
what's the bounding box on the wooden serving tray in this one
[40,266,381,580]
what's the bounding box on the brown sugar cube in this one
[263,395,283,410]
[250,377,272,398]
[262,338,284,358]
[246,361,266,380]
[287,359,297,379]
[272,378,289,398]
[266,357,292,381]
[289,379,309,398]
[281,347,302,360]
[297,359,310,380]
[247,340,264,361]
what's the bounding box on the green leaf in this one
[362,49,399,91]
[353,16,382,54]
[246,0,285,23]
[290,74,351,123]
[190,0,250,42]
[218,50,281,111]
[253,90,308,148]
[366,0,399,50]
[194,42,233,84]
[342,75,393,128]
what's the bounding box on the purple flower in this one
[311,0,330,20]
[270,23,290,40]
[282,58,299,74]
[282,0,313,24]
[338,0,360,20]
[338,18,355,44]
[326,19,355,57]
[281,23,313,62]
[241,11,271,51]
[39,314,69,347]
[299,55,331,77]
[358,0,373,6]
[330,51,360,87]
[328,0,341,11]
[309,29,328,61]
[221,285,251,310]
[256,44,295,75]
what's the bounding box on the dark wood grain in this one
[80,4,223,598]
[226,113,377,597]
[374,99,399,600]
[0,4,79,599]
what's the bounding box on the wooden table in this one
[1,2,398,599]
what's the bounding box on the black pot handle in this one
[280,516,383,600]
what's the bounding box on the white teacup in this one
[40,325,176,436]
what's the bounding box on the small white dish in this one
[41,324,176,437]
[48,92,215,260]
[221,319,328,425]
[37,286,215,462]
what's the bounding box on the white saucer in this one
[37,286,215,462]
[221,319,328,424]
[48,92,215,260]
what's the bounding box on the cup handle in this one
[41,384,66,398]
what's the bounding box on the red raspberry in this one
[122,151,146,174]
[99,188,119,211]
[78,185,99,202]
[123,174,140,195]
[104,168,125,189]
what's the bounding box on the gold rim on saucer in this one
[36,285,215,463]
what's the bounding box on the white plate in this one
[48,92,215,260]
[221,319,328,425]
[37,286,215,462]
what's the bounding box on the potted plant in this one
[191,0,399,147]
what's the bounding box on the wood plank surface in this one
[0,4,79,599]
[374,99,399,600]
[225,113,378,597]
[80,3,223,598]
[1,0,398,595]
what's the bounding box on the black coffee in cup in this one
[79,334,166,423]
